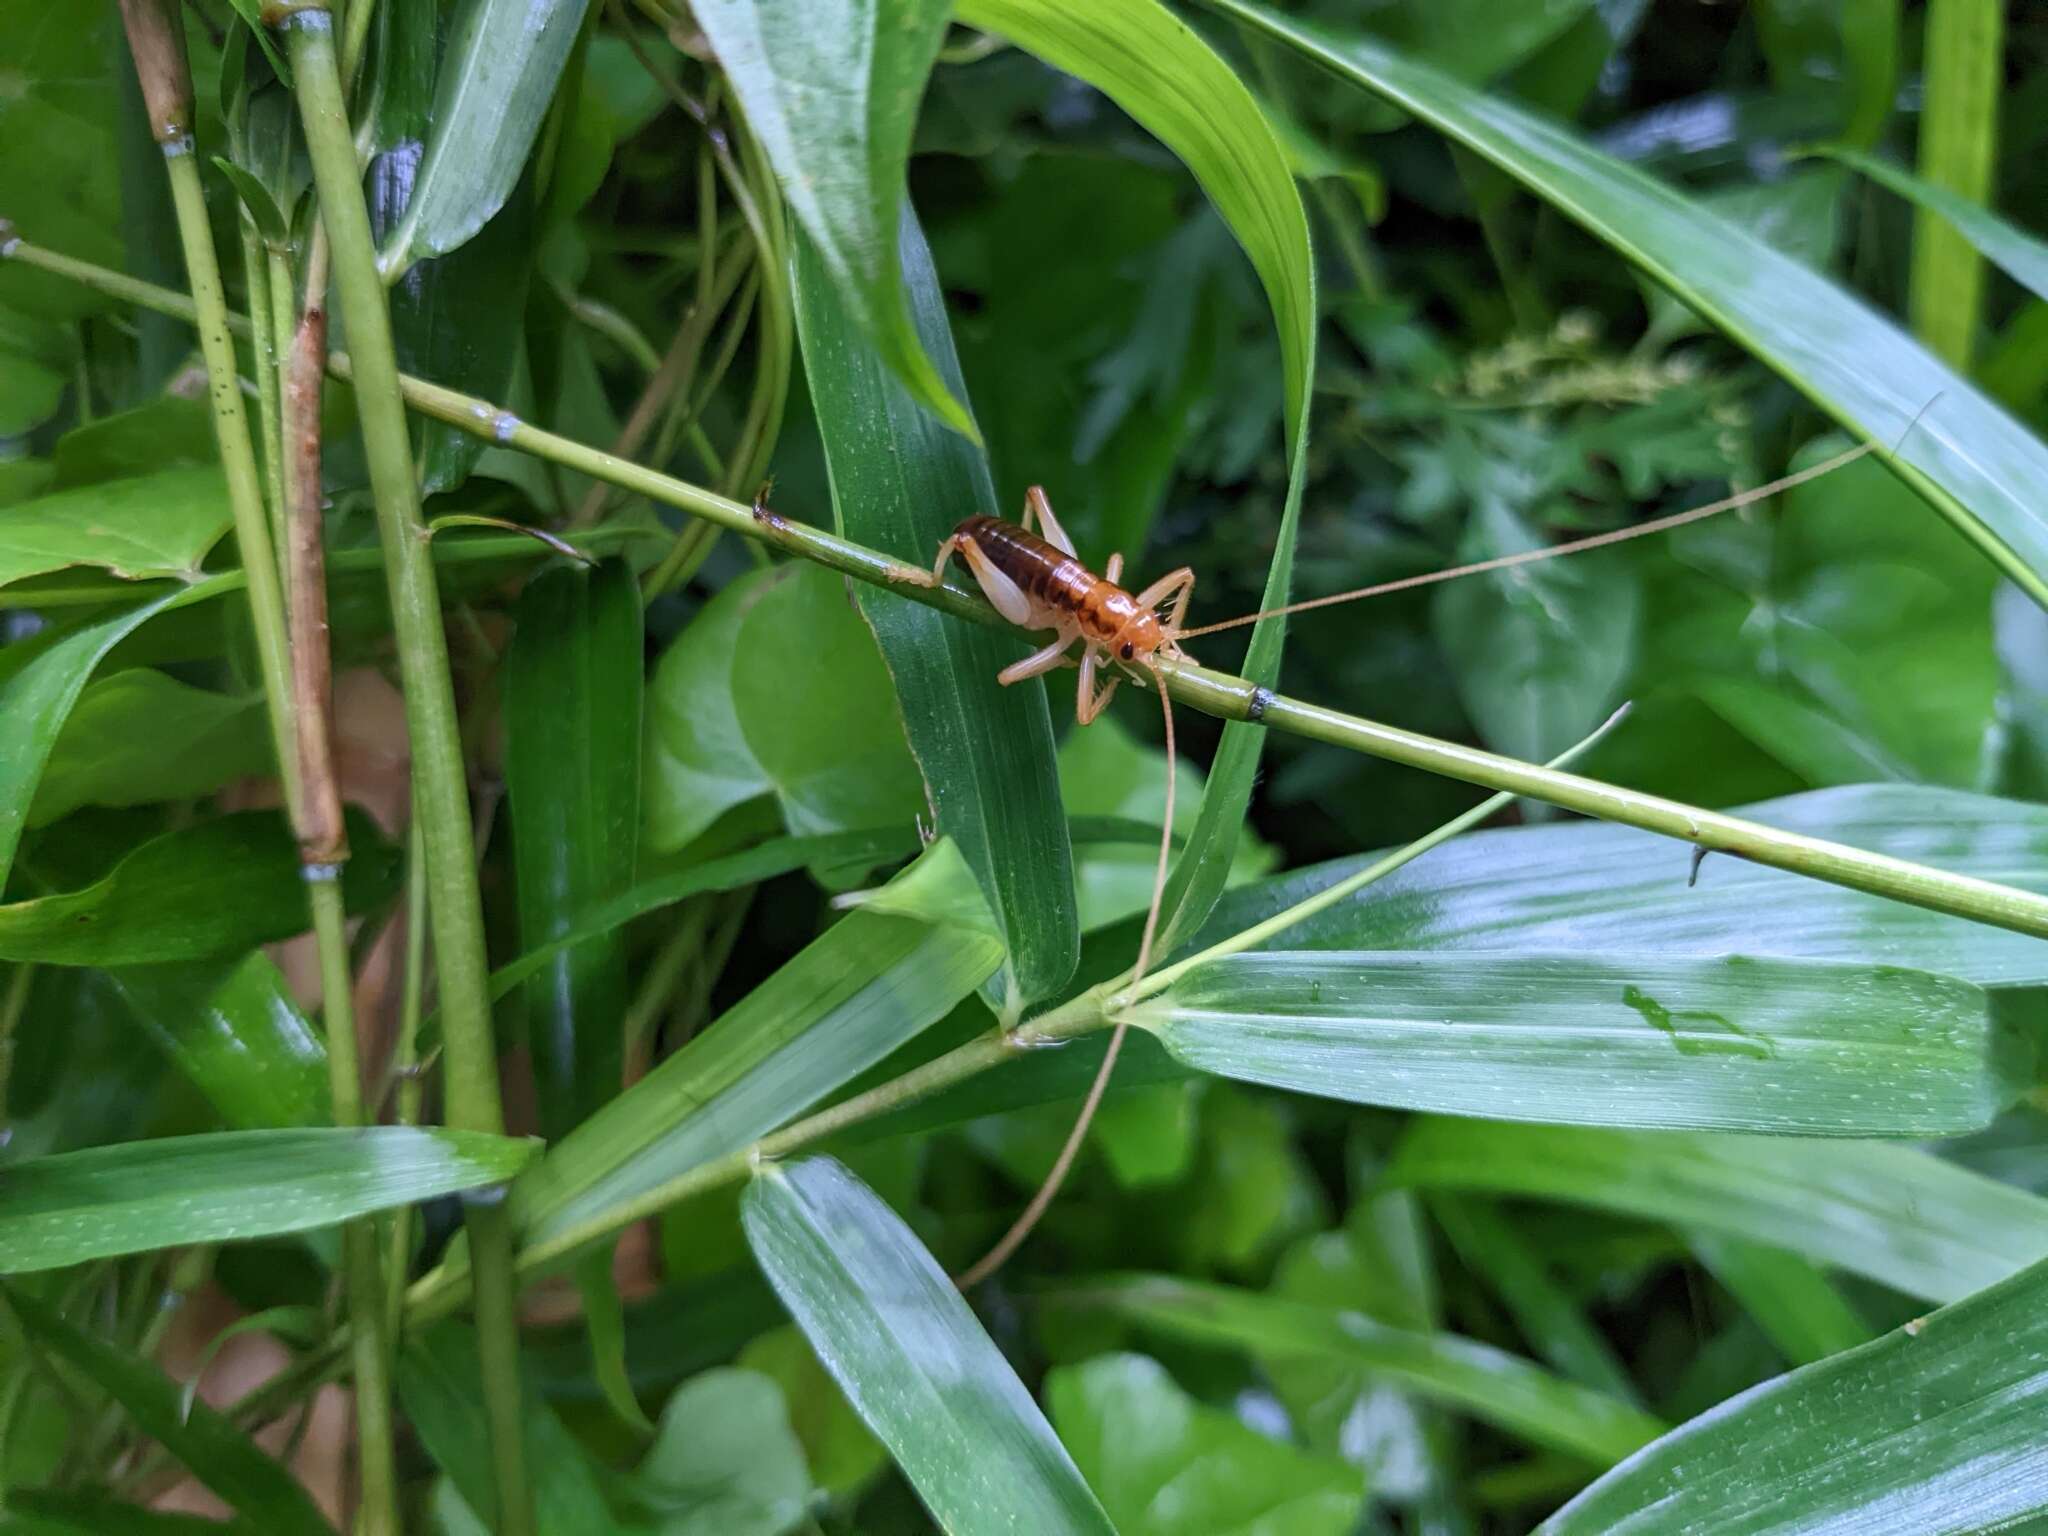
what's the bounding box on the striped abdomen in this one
[955,515,1138,638]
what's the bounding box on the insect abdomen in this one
[956,514,1116,630]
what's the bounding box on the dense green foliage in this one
[5,0,2048,1530]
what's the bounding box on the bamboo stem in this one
[17,233,2048,945]
[277,13,532,1533]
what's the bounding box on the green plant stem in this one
[1909,0,2003,369]
[23,234,2048,943]
[385,818,431,1336]
[162,151,300,817]
[0,963,32,1120]
[279,14,531,1535]
[239,224,287,563]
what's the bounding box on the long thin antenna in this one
[956,663,1179,1290]
[1175,440,1875,642]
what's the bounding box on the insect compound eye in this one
[1120,642,1135,660]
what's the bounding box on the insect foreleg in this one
[1135,566,1196,631]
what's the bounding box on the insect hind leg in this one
[1023,486,1078,558]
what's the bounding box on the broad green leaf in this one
[637,1369,813,1535]
[957,0,1318,954]
[0,1127,536,1273]
[794,206,1077,1012]
[1074,1274,1665,1466]
[506,559,641,1139]
[510,841,1003,1263]
[644,563,923,856]
[1820,144,2048,305]
[49,399,215,488]
[375,0,594,277]
[103,952,330,1130]
[1685,1229,1874,1365]
[398,1323,613,1536]
[1047,1353,1364,1536]
[742,1157,1117,1535]
[692,0,968,437]
[0,590,187,888]
[1214,0,2048,602]
[1543,1252,2048,1533]
[1432,1196,1640,1403]
[29,669,266,827]
[0,809,400,966]
[1387,1119,2048,1303]
[1126,951,2028,1136]
[484,826,916,1003]
[0,467,229,589]
[0,1284,330,1534]
[1206,784,2048,986]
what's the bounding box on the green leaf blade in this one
[1542,1254,2048,1533]
[742,1157,1118,1535]
[1387,1120,2048,1304]
[0,467,230,589]
[793,207,1079,1012]
[1131,951,2026,1136]
[0,1127,538,1273]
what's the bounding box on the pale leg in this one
[1023,486,1078,557]
[999,631,1076,685]
[1076,647,1120,724]
[888,534,962,589]
[1105,551,1124,585]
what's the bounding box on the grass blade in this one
[0,1283,332,1533]
[1387,1119,2048,1303]
[1543,1253,2048,1533]
[957,0,1318,952]
[1210,0,2048,606]
[1072,1273,1666,1466]
[695,0,968,437]
[1819,144,2048,305]
[510,840,1004,1263]
[743,1157,1118,1534]
[0,1127,537,1273]
[1127,951,2027,1135]
[794,205,1078,1012]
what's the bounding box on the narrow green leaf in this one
[0,1491,264,1535]
[397,1323,612,1536]
[1047,1353,1364,1536]
[209,156,286,244]
[1685,1229,1874,1365]
[506,559,641,1139]
[957,0,1318,953]
[571,1249,652,1434]
[692,0,969,438]
[1543,1253,2048,1533]
[0,591,187,888]
[103,952,330,1130]
[376,0,593,277]
[0,1127,537,1273]
[1204,784,2048,987]
[1127,951,2028,1136]
[484,826,916,1004]
[0,809,400,966]
[1820,144,2048,306]
[0,467,229,588]
[29,669,266,828]
[1387,1119,2048,1303]
[1074,1274,1665,1467]
[742,1157,1118,1534]
[0,1283,331,1533]
[1213,0,2048,602]
[793,208,1077,1012]
[511,840,1003,1261]
[1432,1196,1640,1404]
